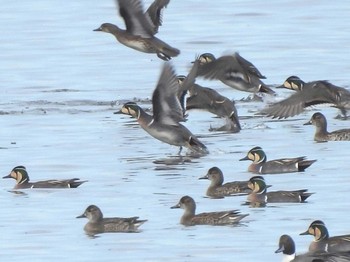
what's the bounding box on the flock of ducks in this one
[5,0,350,261]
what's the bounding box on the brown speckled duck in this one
[94,0,179,60]
[77,205,147,235]
[171,195,248,226]
[304,112,350,142]
[199,167,251,198]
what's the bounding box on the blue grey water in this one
[1,0,350,261]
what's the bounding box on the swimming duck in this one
[275,234,350,262]
[117,62,208,155]
[94,0,179,61]
[77,205,147,235]
[3,166,87,189]
[195,53,275,94]
[239,146,316,174]
[177,77,241,133]
[247,176,313,206]
[300,220,350,253]
[199,167,251,198]
[171,195,248,226]
[275,234,300,262]
[260,76,350,119]
[304,112,350,142]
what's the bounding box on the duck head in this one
[3,166,29,185]
[77,205,103,223]
[300,220,329,241]
[277,76,305,90]
[247,176,267,194]
[197,53,216,65]
[240,146,267,164]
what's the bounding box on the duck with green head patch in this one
[3,166,87,189]
[247,176,313,207]
[195,53,275,95]
[300,220,350,253]
[116,60,208,155]
[240,146,316,174]
[275,234,350,262]
[94,0,179,61]
[261,75,350,119]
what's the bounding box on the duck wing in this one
[235,52,266,79]
[152,63,185,125]
[117,0,156,37]
[145,0,170,33]
[260,85,335,119]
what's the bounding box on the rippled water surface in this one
[1,1,350,261]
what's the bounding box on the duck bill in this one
[303,120,312,125]
[274,246,284,253]
[170,203,180,209]
[198,174,209,180]
[113,110,123,115]
[76,214,86,219]
[299,230,310,235]
[239,156,249,161]
[93,27,102,32]
[275,85,286,89]
[3,174,11,179]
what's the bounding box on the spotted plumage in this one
[171,195,248,226]
[304,112,350,142]
[199,167,251,198]
[77,205,147,235]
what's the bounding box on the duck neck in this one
[16,169,29,185]
[212,174,224,187]
[282,254,296,262]
[105,24,124,38]
[91,210,103,223]
[136,108,153,128]
[314,226,329,241]
[316,121,328,135]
